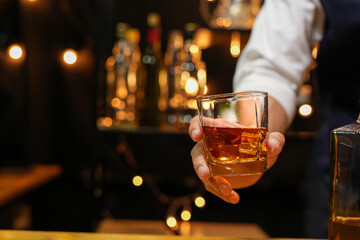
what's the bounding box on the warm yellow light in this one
[166,217,177,228]
[180,221,191,235]
[105,56,115,71]
[158,99,167,111]
[197,69,207,89]
[103,117,113,127]
[118,100,126,109]
[117,87,128,99]
[8,44,23,60]
[216,17,224,27]
[185,77,199,96]
[181,210,191,221]
[127,94,136,105]
[169,98,178,108]
[299,104,313,117]
[312,44,319,59]
[230,31,241,57]
[132,175,143,186]
[197,69,206,80]
[190,45,199,55]
[97,117,104,127]
[116,111,126,120]
[223,17,232,28]
[204,85,208,95]
[194,196,206,208]
[180,71,190,88]
[202,102,210,110]
[187,99,197,109]
[194,28,212,49]
[111,98,121,108]
[230,45,241,57]
[174,94,183,103]
[63,49,78,64]
[127,112,135,121]
[127,70,137,92]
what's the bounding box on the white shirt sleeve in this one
[233,0,325,126]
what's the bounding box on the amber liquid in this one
[203,126,268,176]
[329,217,360,240]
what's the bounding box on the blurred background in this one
[0,0,319,238]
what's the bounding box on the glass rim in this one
[196,91,268,102]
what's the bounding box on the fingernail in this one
[198,165,204,178]
[192,129,199,139]
[230,195,239,203]
[269,139,277,153]
[219,184,229,195]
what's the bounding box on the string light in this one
[132,175,143,187]
[166,216,178,229]
[194,196,206,208]
[112,134,206,235]
[299,104,313,117]
[181,210,191,221]
[63,49,78,65]
[8,44,24,60]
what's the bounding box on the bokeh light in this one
[132,175,143,187]
[185,77,199,96]
[194,196,206,208]
[166,216,177,228]
[8,44,24,60]
[299,104,313,117]
[63,49,78,65]
[181,210,191,221]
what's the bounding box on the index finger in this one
[189,116,203,142]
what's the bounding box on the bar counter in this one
[0,230,325,240]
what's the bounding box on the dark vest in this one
[313,0,360,180]
[317,0,360,112]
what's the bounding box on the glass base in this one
[207,158,267,176]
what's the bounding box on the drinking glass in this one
[196,91,268,176]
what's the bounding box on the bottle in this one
[164,30,184,128]
[329,113,360,239]
[179,23,207,128]
[104,23,130,127]
[140,12,163,127]
[125,27,144,127]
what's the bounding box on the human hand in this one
[189,115,285,204]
